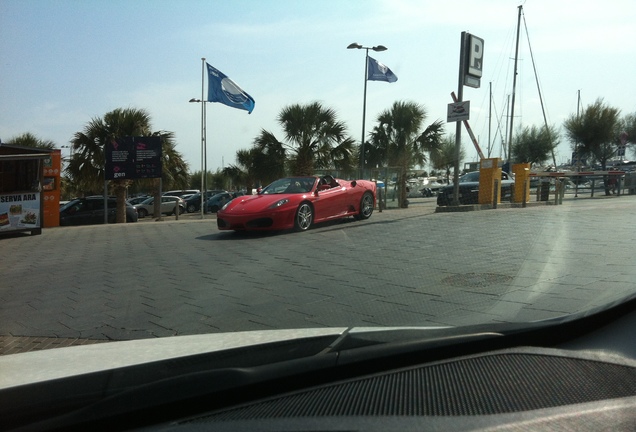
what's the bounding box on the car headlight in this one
[220,201,231,211]
[267,198,289,209]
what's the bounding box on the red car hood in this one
[220,193,304,214]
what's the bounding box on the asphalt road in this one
[2,195,635,354]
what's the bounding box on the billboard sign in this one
[0,193,41,233]
[105,136,162,180]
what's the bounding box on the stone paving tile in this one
[2,196,635,354]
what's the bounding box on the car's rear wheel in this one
[137,208,148,218]
[294,202,313,231]
[355,192,374,220]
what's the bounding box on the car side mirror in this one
[351,180,357,187]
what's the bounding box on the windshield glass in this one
[2,1,636,415]
[459,172,480,183]
[59,199,78,212]
[260,177,316,194]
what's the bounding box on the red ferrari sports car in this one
[216,175,376,232]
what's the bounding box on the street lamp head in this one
[372,45,388,52]
[347,42,362,49]
[189,98,201,103]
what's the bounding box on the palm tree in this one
[266,102,355,176]
[67,108,188,222]
[431,135,466,184]
[252,129,287,184]
[223,148,260,193]
[370,101,444,207]
[8,132,56,149]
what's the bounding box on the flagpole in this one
[200,57,205,219]
[193,62,254,213]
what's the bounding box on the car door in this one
[105,199,118,222]
[314,182,348,221]
[61,200,90,225]
[88,199,107,224]
[161,197,179,214]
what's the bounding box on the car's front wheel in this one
[137,208,148,218]
[355,192,374,220]
[294,202,313,231]
[187,204,197,213]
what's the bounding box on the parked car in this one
[162,189,199,198]
[126,196,151,206]
[437,171,515,206]
[420,181,445,197]
[184,190,226,213]
[60,197,138,225]
[217,175,376,232]
[135,196,185,218]
[205,192,244,213]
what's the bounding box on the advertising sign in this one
[0,192,41,233]
[105,136,162,180]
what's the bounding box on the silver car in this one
[135,196,185,218]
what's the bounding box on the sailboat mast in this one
[522,11,558,169]
[503,94,510,159]
[507,5,522,167]
[488,81,492,157]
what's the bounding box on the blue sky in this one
[1,0,635,173]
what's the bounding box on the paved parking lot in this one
[2,195,635,355]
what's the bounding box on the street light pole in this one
[189,58,208,219]
[348,42,387,180]
[189,97,210,217]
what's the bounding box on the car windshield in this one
[260,177,316,194]
[459,171,480,182]
[2,2,636,429]
[59,200,78,211]
[209,193,228,202]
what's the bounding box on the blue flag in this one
[367,56,398,83]
[206,63,255,114]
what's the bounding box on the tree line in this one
[8,97,636,219]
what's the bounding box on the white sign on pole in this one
[465,34,484,89]
[447,101,470,122]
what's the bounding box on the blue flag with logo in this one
[367,56,398,83]
[206,63,255,114]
